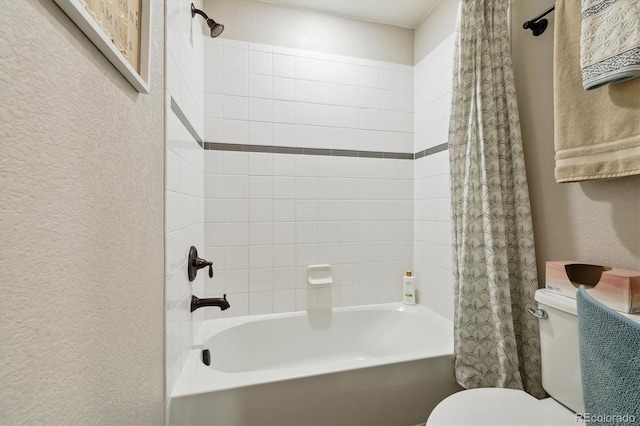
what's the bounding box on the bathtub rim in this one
[171,302,453,398]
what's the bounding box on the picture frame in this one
[53,0,151,94]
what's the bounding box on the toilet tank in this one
[534,289,585,413]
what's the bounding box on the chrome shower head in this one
[191,3,224,38]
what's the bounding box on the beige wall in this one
[414,0,458,64]
[0,0,165,424]
[511,0,640,279]
[205,0,414,65]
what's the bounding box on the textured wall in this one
[204,0,415,65]
[0,0,165,424]
[414,0,458,65]
[510,0,640,277]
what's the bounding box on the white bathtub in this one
[169,303,461,425]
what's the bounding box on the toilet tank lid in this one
[534,289,577,316]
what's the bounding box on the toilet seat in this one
[426,388,576,425]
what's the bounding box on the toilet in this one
[427,288,584,425]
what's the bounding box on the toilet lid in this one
[426,388,576,425]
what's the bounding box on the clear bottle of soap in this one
[403,271,415,305]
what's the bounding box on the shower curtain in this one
[448,0,545,398]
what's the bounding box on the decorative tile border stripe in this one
[170,97,203,147]
[204,142,417,160]
[414,143,448,159]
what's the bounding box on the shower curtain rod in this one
[523,4,555,36]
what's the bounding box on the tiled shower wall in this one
[413,34,455,321]
[165,0,205,407]
[201,38,415,318]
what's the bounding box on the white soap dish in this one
[307,264,333,285]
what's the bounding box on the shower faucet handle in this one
[188,246,214,281]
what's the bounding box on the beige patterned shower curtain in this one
[448,0,544,398]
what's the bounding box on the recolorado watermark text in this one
[576,413,636,424]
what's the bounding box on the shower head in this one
[206,18,224,38]
[191,3,224,38]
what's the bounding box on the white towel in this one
[580,0,640,90]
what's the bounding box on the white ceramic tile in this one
[249,50,272,75]
[249,98,273,122]
[317,82,340,105]
[379,110,398,132]
[359,108,378,130]
[273,199,296,222]
[296,199,318,221]
[398,70,413,92]
[223,175,249,198]
[249,291,273,315]
[223,96,248,120]
[296,244,318,266]
[296,80,319,103]
[249,121,273,146]
[224,223,249,246]
[273,176,296,198]
[224,269,249,294]
[249,222,273,245]
[273,245,296,268]
[272,100,296,124]
[249,74,273,99]
[295,103,318,126]
[379,89,398,111]
[339,63,359,85]
[205,118,223,142]
[273,77,296,101]
[296,57,318,81]
[273,267,296,290]
[339,85,359,107]
[273,54,296,78]
[317,60,339,83]
[272,124,296,147]
[224,199,249,223]
[204,174,224,198]
[249,176,273,199]
[204,68,223,94]
[358,87,378,109]
[223,46,248,73]
[248,152,273,175]
[338,107,359,129]
[273,289,296,313]
[223,151,249,174]
[204,93,223,118]
[378,68,398,91]
[204,199,224,223]
[223,119,249,144]
[359,66,378,88]
[249,199,273,222]
[250,245,273,268]
[223,293,249,318]
[204,223,224,247]
[223,71,248,96]
[273,222,296,245]
[204,43,223,69]
[225,246,249,270]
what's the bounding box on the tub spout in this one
[191,294,230,312]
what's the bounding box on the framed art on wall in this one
[53,0,151,93]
